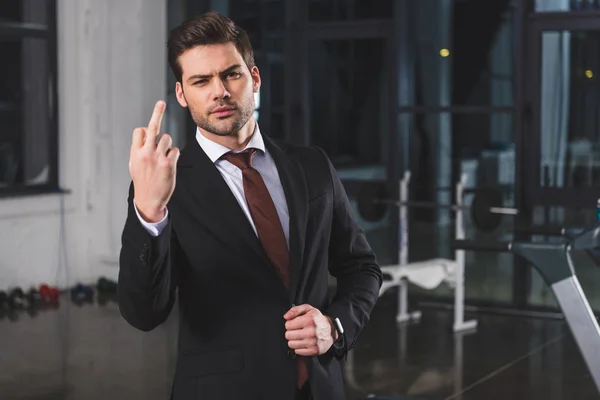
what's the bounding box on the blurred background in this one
[2,0,600,399]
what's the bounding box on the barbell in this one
[356,181,518,232]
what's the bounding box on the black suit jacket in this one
[117,133,382,400]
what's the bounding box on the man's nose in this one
[212,78,230,99]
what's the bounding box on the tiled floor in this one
[347,293,599,400]
[1,290,598,400]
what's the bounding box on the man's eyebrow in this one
[187,73,211,82]
[186,64,243,82]
[220,64,242,74]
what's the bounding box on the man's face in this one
[175,42,260,137]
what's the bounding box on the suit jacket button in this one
[287,349,296,359]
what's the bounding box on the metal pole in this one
[397,171,411,322]
[511,240,600,394]
[454,173,477,332]
[400,170,410,266]
[551,264,600,393]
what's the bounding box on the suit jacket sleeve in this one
[318,148,383,359]
[117,181,179,332]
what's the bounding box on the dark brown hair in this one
[167,11,255,83]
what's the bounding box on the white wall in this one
[0,0,168,290]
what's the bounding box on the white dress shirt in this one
[134,124,290,248]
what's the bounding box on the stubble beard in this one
[189,95,255,137]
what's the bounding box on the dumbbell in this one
[25,288,43,317]
[27,288,43,306]
[8,287,42,313]
[70,283,94,306]
[39,284,60,303]
[0,290,19,322]
[97,277,118,293]
[97,291,118,307]
[8,288,28,309]
[0,291,8,311]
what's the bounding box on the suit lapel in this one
[264,137,309,304]
[177,139,287,295]
[177,134,309,303]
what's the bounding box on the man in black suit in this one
[118,11,382,400]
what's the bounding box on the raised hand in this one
[129,100,180,223]
[283,304,339,356]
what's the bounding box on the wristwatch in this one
[332,317,345,349]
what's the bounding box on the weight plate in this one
[470,188,503,232]
[357,181,389,222]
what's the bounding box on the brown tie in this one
[223,149,308,389]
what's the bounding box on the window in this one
[538,29,600,189]
[229,0,285,139]
[308,37,389,169]
[0,0,58,196]
[535,0,600,12]
[395,0,518,303]
[253,90,260,121]
[307,0,394,22]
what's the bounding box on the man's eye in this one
[194,80,207,85]
[228,72,241,78]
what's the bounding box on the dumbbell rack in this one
[0,278,119,317]
[378,170,477,332]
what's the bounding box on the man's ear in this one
[175,82,188,107]
[250,66,261,93]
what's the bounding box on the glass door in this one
[290,13,398,264]
[526,12,600,311]
[309,35,395,264]
[528,13,600,207]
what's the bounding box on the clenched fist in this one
[284,304,339,356]
[129,100,180,222]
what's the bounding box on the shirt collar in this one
[195,123,266,163]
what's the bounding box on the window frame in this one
[526,13,600,207]
[0,0,61,198]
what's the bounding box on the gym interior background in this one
[2,0,600,398]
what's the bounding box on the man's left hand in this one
[284,304,339,356]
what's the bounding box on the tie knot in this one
[223,148,256,170]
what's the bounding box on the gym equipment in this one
[8,288,27,309]
[453,223,600,394]
[27,288,42,306]
[39,284,60,303]
[97,292,117,307]
[515,225,600,267]
[70,283,94,305]
[97,277,117,293]
[361,397,425,399]
[514,224,571,237]
[378,172,477,332]
[0,291,8,310]
[22,288,42,317]
[470,187,506,232]
[0,290,20,322]
[356,174,517,232]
